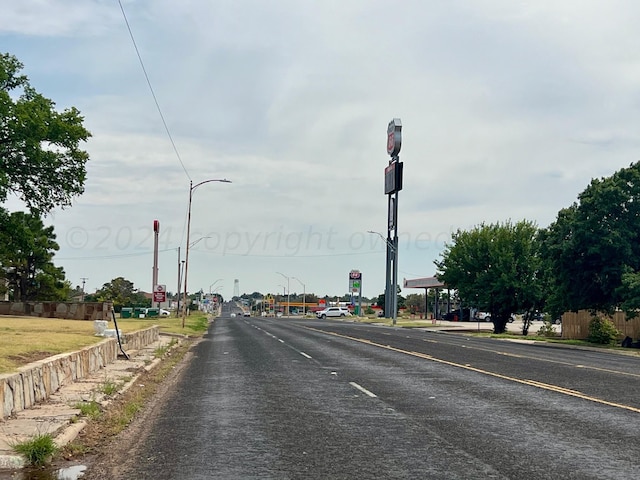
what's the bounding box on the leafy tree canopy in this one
[93,277,150,311]
[435,220,543,333]
[0,209,68,301]
[0,53,91,213]
[542,161,640,317]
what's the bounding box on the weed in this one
[74,400,101,419]
[63,441,89,456]
[154,346,168,358]
[11,433,58,466]
[154,339,178,358]
[121,400,142,424]
[100,379,118,396]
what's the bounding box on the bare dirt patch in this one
[7,351,55,364]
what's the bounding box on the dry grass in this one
[0,316,140,374]
[0,314,210,374]
[117,313,210,336]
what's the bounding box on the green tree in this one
[542,162,640,318]
[435,220,543,334]
[0,209,68,301]
[404,293,425,315]
[376,293,385,310]
[93,277,150,312]
[0,53,91,213]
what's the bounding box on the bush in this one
[536,321,556,337]
[587,316,620,345]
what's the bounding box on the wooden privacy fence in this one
[561,310,640,340]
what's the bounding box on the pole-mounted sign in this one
[349,270,363,316]
[384,118,403,326]
[153,284,167,303]
[349,270,362,292]
[387,118,402,157]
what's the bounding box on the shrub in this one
[536,321,556,337]
[587,316,620,345]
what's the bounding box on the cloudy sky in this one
[2,0,640,301]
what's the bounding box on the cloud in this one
[4,1,640,298]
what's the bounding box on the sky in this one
[2,0,640,301]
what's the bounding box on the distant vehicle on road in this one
[159,309,171,316]
[316,307,351,319]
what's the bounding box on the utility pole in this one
[176,247,182,318]
[80,277,88,302]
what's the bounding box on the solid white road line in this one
[299,351,312,359]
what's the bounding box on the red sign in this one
[153,284,166,303]
[387,131,395,154]
[349,270,362,280]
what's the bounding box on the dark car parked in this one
[442,308,471,321]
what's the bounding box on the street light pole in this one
[367,230,398,325]
[176,248,184,318]
[292,277,305,316]
[209,278,222,294]
[182,178,231,328]
[276,272,290,317]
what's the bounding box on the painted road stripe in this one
[426,337,640,379]
[299,351,312,359]
[304,326,640,414]
[349,382,378,398]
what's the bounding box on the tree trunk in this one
[493,317,508,334]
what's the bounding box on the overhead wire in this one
[118,0,192,249]
[118,0,191,182]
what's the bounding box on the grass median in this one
[0,313,211,374]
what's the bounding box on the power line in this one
[118,0,191,181]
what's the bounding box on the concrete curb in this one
[0,334,178,470]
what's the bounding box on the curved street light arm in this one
[182,178,232,328]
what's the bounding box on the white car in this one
[159,309,171,317]
[316,307,351,319]
[474,311,515,323]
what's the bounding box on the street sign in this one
[153,284,166,303]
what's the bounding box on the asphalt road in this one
[91,306,640,479]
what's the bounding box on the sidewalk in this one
[0,334,179,470]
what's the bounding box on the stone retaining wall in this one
[0,301,112,320]
[0,326,159,420]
